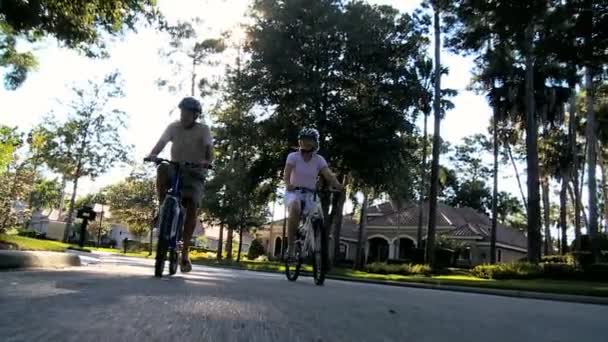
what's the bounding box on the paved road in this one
[1,253,607,342]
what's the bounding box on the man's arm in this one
[202,125,214,164]
[147,126,172,158]
[320,167,342,190]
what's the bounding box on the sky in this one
[0,0,573,236]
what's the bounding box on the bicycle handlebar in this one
[144,157,213,169]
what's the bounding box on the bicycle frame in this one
[158,162,185,249]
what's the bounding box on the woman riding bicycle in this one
[284,128,342,258]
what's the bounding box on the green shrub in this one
[571,251,595,268]
[247,239,266,260]
[365,262,396,274]
[541,255,574,264]
[364,262,431,276]
[410,264,433,276]
[540,262,577,279]
[190,246,209,253]
[123,241,150,252]
[17,229,46,239]
[572,233,608,252]
[255,255,269,262]
[581,263,608,282]
[472,262,542,280]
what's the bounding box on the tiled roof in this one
[339,201,527,249]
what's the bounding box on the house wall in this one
[258,223,527,266]
[109,224,136,247]
[342,240,357,261]
[260,223,287,259]
[472,246,526,265]
[496,247,526,263]
[46,221,67,241]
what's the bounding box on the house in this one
[257,201,527,266]
[194,223,255,254]
[30,207,150,247]
[31,207,282,255]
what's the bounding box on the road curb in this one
[0,250,81,270]
[324,275,608,306]
[191,261,608,306]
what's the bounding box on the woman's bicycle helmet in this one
[298,127,320,151]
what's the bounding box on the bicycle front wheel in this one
[285,243,302,281]
[312,220,326,286]
[155,197,178,278]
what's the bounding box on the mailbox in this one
[76,205,96,248]
[77,206,97,221]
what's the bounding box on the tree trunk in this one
[579,141,588,206]
[524,24,542,263]
[281,206,287,261]
[331,188,347,266]
[63,173,81,242]
[354,192,369,269]
[585,68,600,262]
[560,175,569,254]
[568,184,584,249]
[490,108,499,264]
[425,7,442,268]
[217,222,224,260]
[505,141,528,215]
[27,157,41,211]
[569,92,582,250]
[541,176,552,256]
[57,176,67,220]
[599,148,608,234]
[225,226,234,260]
[148,209,153,255]
[191,56,196,96]
[237,226,244,262]
[555,227,564,255]
[395,203,402,260]
[417,112,429,246]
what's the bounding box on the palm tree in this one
[424,3,442,267]
[585,67,600,261]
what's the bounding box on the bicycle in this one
[144,157,211,278]
[285,187,338,286]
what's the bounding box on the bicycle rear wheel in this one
[312,220,326,286]
[285,242,302,281]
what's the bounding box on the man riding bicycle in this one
[284,128,342,258]
[146,97,213,273]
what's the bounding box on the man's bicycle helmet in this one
[178,97,202,117]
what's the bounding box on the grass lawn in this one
[0,234,154,258]
[192,256,608,298]
[3,233,608,298]
[0,233,72,252]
